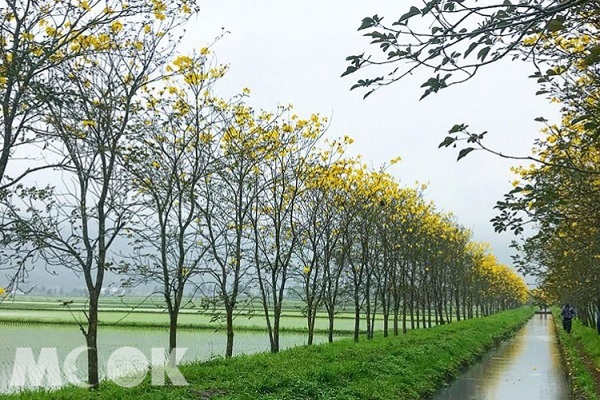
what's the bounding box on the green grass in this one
[553,310,600,400]
[1,307,534,400]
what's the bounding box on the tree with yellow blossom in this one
[250,107,328,353]
[491,31,600,326]
[123,49,225,361]
[6,2,198,389]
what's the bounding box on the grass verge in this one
[553,310,600,400]
[2,307,534,400]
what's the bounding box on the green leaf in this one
[457,147,475,161]
[398,6,420,23]
[477,46,490,61]
[570,115,589,125]
[547,19,565,33]
[464,42,479,58]
[341,66,358,77]
[467,134,479,143]
[449,124,465,133]
[358,17,376,31]
[419,88,432,100]
[438,136,457,148]
[583,46,600,66]
[363,89,375,99]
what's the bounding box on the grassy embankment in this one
[553,309,600,400]
[3,307,534,400]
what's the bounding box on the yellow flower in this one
[172,55,193,69]
[45,26,58,36]
[110,21,124,34]
[522,35,538,46]
[79,0,91,11]
[21,32,34,41]
[0,287,5,296]
[82,120,96,128]
[303,266,311,274]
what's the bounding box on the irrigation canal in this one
[432,314,570,400]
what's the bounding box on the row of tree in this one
[0,0,528,390]
[494,31,600,330]
[342,0,600,330]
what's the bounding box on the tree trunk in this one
[437,301,445,325]
[415,297,420,329]
[307,307,315,345]
[393,312,398,336]
[169,310,178,353]
[272,312,280,353]
[168,311,178,365]
[383,311,389,337]
[353,297,360,342]
[455,287,461,321]
[328,310,335,343]
[596,300,600,335]
[225,305,234,358]
[86,295,100,390]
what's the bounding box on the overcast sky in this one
[19,1,561,290]
[183,0,560,275]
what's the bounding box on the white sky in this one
[184,0,560,272]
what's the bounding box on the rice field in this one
[0,295,386,332]
[0,323,330,394]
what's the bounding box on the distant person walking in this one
[561,304,576,334]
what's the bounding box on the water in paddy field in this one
[0,324,329,393]
[433,314,571,400]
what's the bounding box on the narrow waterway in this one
[433,314,570,400]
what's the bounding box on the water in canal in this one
[433,314,570,400]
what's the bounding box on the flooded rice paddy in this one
[0,323,328,393]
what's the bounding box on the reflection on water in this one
[433,314,570,400]
[0,324,328,393]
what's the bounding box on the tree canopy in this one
[344,0,599,100]
[344,0,600,324]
